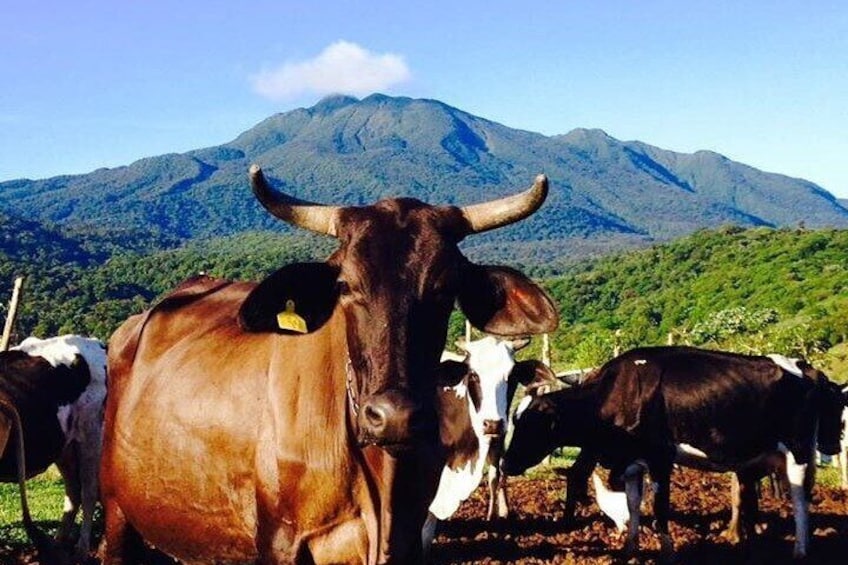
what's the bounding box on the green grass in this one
[1,466,66,546]
[816,466,843,489]
[522,447,581,479]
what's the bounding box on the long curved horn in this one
[249,164,341,237]
[460,174,549,234]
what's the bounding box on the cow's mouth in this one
[818,441,841,456]
[357,436,425,458]
[380,442,414,457]
[482,419,505,438]
[501,458,526,476]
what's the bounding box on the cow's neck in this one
[327,312,443,563]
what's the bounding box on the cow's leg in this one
[840,449,848,490]
[725,473,744,544]
[56,442,82,547]
[764,472,785,499]
[728,472,760,545]
[782,448,811,559]
[564,448,596,526]
[651,467,674,559]
[421,512,438,562]
[485,462,508,520]
[100,499,145,564]
[622,461,646,559]
[76,433,102,554]
[485,440,509,520]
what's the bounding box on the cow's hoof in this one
[720,528,742,544]
[792,546,808,560]
[659,534,676,563]
[560,517,580,531]
[621,541,638,563]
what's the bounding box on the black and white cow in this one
[503,346,845,560]
[422,336,557,551]
[1,335,107,555]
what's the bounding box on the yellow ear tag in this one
[276,299,308,334]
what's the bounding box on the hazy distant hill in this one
[2,94,846,264]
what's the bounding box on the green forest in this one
[538,226,848,379]
[2,225,847,382]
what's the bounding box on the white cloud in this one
[250,40,411,100]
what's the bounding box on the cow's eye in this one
[337,280,351,296]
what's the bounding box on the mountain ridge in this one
[2,94,846,264]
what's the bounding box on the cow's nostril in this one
[358,391,423,448]
[483,419,505,436]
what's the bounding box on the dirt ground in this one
[431,467,848,564]
[3,467,847,564]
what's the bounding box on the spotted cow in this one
[503,346,844,560]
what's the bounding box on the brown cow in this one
[100,165,558,564]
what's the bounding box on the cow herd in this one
[1,165,846,564]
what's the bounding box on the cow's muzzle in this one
[358,391,430,450]
[482,418,505,437]
[501,456,525,477]
[818,441,841,456]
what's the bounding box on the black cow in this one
[503,346,845,560]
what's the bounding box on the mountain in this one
[0,210,94,265]
[2,94,847,264]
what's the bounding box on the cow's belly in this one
[674,443,785,474]
[108,352,269,560]
[111,398,261,560]
[0,412,64,481]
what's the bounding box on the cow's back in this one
[603,346,799,463]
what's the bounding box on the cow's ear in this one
[239,262,340,334]
[511,360,566,400]
[458,264,558,336]
[435,360,468,387]
[511,359,556,387]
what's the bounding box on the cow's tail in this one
[0,398,70,565]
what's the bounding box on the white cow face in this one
[460,336,522,436]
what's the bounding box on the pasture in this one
[2,463,847,564]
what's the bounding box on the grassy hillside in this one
[538,226,848,381]
[2,225,847,384]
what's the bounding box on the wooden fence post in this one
[613,329,622,357]
[542,333,551,367]
[1,276,24,351]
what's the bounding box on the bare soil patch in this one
[431,467,848,564]
[3,467,847,563]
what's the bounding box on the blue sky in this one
[2,1,847,197]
